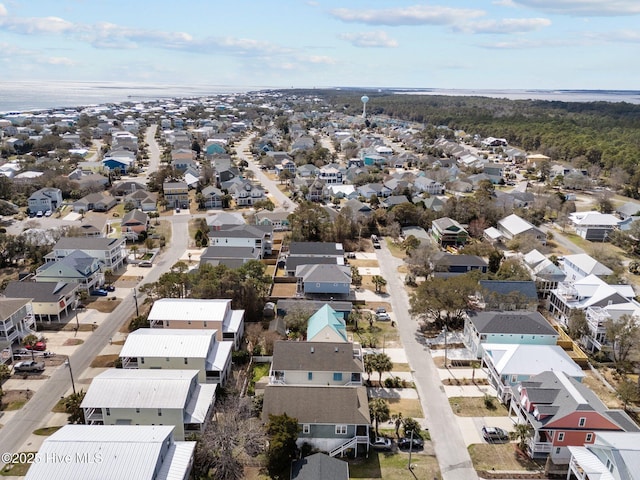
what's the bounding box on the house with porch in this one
[567,432,640,480]
[255,210,290,231]
[464,311,558,359]
[431,217,468,247]
[3,281,79,323]
[0,298,36,354]
[163,181,189,209]
[45,237,127,271]
[73,192,118,213]
[262,385,370,457]
[582,301,640,354]
[148,298,244,349]
[479,280,538,311]
[208,224,272,258]
[431,253,487,278]
[35,250,104,292]
[28,187,62,214]
[269,341,363,387]
[523,250,566,299]
[496,214,546,243]
[81,369,216,441]
[119,329,232,386]
[509,370,639,465]
[561,254,612,282]
[569,211,621,242]
[482,343,584,403]
[121,209,148,237]
[200,185,224,209]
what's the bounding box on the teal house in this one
[307,304,348,343]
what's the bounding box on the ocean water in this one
[1,82,639,113]
[0,81,260,113]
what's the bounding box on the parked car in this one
[370,437,392,451]
[138,261,153,268]
[375,307,387,314]
[376,312,391,321]
[44,210,52,217]
[105,285,116,292]
[13,348,30,358]
[25,341,47,351]
[36,210,43,217]
[346,252,356,259]
[175,208,180,213]
[482,426,509,443]
[90,289,109,296]
[14,360,45,373]
[398,436,424,450]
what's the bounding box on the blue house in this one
[205,143,226,155]
[102,157,133,173]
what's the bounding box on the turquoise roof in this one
[306,304,347,341]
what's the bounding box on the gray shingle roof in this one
[291,453,349,480]
[272,341,363,372]
[289,242,344,256]
[468,311,557,335]
[3,281,77,303]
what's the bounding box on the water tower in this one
[361,95,369,118]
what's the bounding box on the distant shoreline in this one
[1,82,639,113]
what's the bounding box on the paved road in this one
[375,241,479,480]
[142,124,161,180]
[0,127,188,466]
[235,135,296,210]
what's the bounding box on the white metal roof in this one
[82,369,199,409]
[148,298,231,322]
[224,309,244,333]
[483,226,503,240]
[183,383,216,424]
[567,446,615,480]
[484,344,584,379]
[563,253,613,276]
[206,341,233,371]
[498,214,537,236]
[25,425,196,480]
[119,329,217,359]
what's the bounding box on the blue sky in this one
[1,0,639,90]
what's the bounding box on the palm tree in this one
[21,334,40,361]
[372,275,387,294]
[510,423,533,452]
[364,354,374,383]
[369,398,390,437]
[371,352,393,385]
[104,269,113,287]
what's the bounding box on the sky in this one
[1,0,639,91]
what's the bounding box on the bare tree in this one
[193,397,266,480]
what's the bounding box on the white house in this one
[44,237,127,271]
[24,425,195,480]
[496,214,546,243]
[0,298,36,353]
[82,369,216,440]
[561,253,613,282]
[208,224,273,258]
[119,329,233,386]
[569,211,621,242]
[567,432,640,480]
[148,298,245,349]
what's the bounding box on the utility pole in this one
[133,289,139,317]
[443,325,448,368]
[65,356,76,395]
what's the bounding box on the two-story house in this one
[582,302,640,354]
[44,237,127,271]
[24,425,196,480]
[482,343,585,403]
[208,224,272,258]
[509,371,639,465]
[495,214,546,243]
[431,217,469,247]
[148,298,245,349]
[561,254,613,282]
[28,187,62,214]
[306,304,349,342]
[464,311,559,359]
[431,252,488,278]
[269,341,363,387]
[35,250,104,291]
[82,369,216,441]
[296,264,352,297]
[119,329,233,386]
[0,298,35,354]
[200,185,224,209]
[121,209,149,238]
[569,211,621,242]
[318,165,343,185]
[522,249,566,299]
[163,181,189,209]
[229,180,265,207]
[3,281,79,323]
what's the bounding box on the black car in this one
[482,426,509,443]
[105,285,116,292]
[398,437,424,450]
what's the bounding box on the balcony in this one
[557,282,578,300]
[84,408,103,424]
[528,439,553,456]
[586,306,609,331]
[121,357,138,369]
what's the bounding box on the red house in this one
[509,371,639,468]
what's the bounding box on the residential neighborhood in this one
[0,90,639,480]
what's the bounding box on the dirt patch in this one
[85,298,121,313]
[63,338,84,346]
[270,283,297,297]
[470,443,545,475]
[582,369,623,409]
[0,390,34,411]
[90,354,120,368]
[349,259,380,268]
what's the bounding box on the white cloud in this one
[330,5,485,26]
[456,17,551,34]
[479,37,583,48]
[42,56,76,66]
[0,3,7,16]
[492,0,516,6]
[512,0,640,16]
[339,31,399,48]
[585,30,640,43]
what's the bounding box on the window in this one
[105,408,111,416]
[335,425,347,435]
[333,372,343,382]
[579,417,586,427]
[203,322,207,327]
[136,408,140,413]
[557,432,564,442]
[184,358,188,365]
[308,372,313,381]
[140,357,145,364]
[302,424,310,434]
[511,375,518,383]
[555,447,561,455]
[586,433,593,442]
[158,409,162,416]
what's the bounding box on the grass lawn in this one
[468,443,545,473]
[384,239,407,259]
[85,298,121,313]
[448,397,508,417]
[390,363,412,373]
[387,398,423,418]
[33,426,63,436]
[0,390,33,411]
[52,397,67,413]
[347,450,440,479]
[252,363,271,383]
[349,259,381,268]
